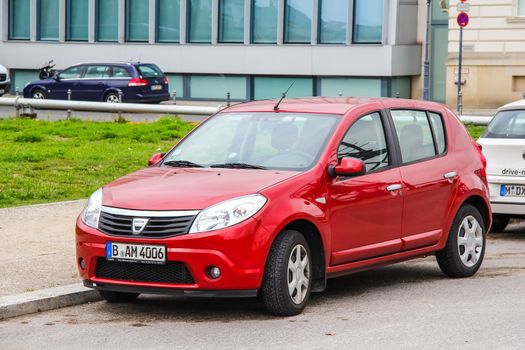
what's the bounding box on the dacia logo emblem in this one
[132,218,149,235]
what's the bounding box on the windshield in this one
[483,110,525,138]
[136,64,164,78]
[163,112,340,171]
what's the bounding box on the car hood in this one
[102,167,299,210]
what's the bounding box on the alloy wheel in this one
[32,91,45,99]
[106,94,120,103]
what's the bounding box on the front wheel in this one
[261,230,312,316]
[31,89,47,99]
[99,290,139,303]
[436,204,486,278]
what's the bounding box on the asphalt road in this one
[1,223,525,350]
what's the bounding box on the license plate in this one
[500,184,525,197]
[151,85,162,91]
[0,89,4,94]
[106,242,166,264]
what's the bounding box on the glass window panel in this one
[11,70,39,93]
[429,113,447,154]
[338,112,389,172]
[38,0,59,41]
[112,67,132,78]
[9,0,31,40]
[126,0,149,41]
[391,110,437,163]
[390,77,411,98]
[319,0,348,44]
[188,0,212,43]
[190,75,247,100]
[253,77,313,100]
[320,78,382,97]
[166,74,185,97]
[353,0,383,43]
[219,0,244,43]
[67,0,88,41]
[157,0,180,42]
[84,66,111,78]
[252,0,277,43]
[96,0,119,42]
[430,26,447,102]
[520,0,525,16]
[432,0,449,22]
[58,66,84,80]
[284,0,312,43]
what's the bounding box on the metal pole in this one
[172,90,177,104]
[227,92,231,107]
[457,26,464,115]
[117,90,123,120]
[423,0,431,101]
[67,89,72,120]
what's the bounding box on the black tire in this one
[105,92,120,103]
[99,290,139,303]
[490,214,510,233]
[436,204,486,278]
[261,230,312,316]
[31,89,47,99]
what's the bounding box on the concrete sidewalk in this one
[0,200,86,297]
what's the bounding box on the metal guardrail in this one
[0,96,494,125]
[0,97,221,117]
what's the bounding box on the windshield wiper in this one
[163,160,204,168]
[210,163,267,170]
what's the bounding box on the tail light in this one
[163,76,169,85]
[473,141,487,182]
[128,78,148,87]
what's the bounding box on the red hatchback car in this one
[76,97,491,315]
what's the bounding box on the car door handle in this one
[386,184,402,192]
[443,172,458,179]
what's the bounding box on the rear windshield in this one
[483,110,525,138]
[135,64,164,79]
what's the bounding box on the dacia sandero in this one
[76,97,491,316]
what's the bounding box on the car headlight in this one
[81,188,103,228]
[189,194,267,233]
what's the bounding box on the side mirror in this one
[148,152,165,166]
[328,157,366,178]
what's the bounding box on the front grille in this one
[0,74,6,82]
[98,211,196,238]
[95,258,195,284]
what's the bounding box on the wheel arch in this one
[279,219,327,293]
[461,195,491,231]
[102,88,122,102]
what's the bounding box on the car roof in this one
[71,62,156,67]
[223,97,446,115]
[498,99,525,112]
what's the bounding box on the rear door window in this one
[136,64,163,78]
[391,110,439,163]
[84,66,111,79]
[483,110,525,138]
[337,112,390,172]
[111,67,131,78]
[58,66,83,80]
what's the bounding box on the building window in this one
[38,0,59,41]
[284,0,312,43]
[166,74,185,97]
[253,77,313,100]
[11,70,39,93]
[251,0,277,43]
[96,0,119,42]
[8,0,30,40]
[188,0,212,43]
[353,0,384,44]
[219,0,244,43]
[157,0,180,42]
[390,77,411,99]
[319,0,348,44]
[126,0,149,42]
[67,0,88,41]
[320,77,383,97]
[519,0,525,16]
[189,75,247,100]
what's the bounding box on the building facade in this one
[447,0,525,110]
[0,0,422,101]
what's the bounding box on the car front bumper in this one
[76,216,272,295]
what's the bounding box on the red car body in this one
[76,98,491,308]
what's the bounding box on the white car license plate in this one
[0,89,4,94]
[500,184,525,197]
[151,85,162,91]
[106,242,166,264]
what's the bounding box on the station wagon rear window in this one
[136,64,163,78]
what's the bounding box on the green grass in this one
[465,124,486,140]
[0,117,486,208]
[0,117,196,208]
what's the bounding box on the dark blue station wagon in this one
[23,62,170,103]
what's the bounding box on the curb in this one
[0,283,102,320]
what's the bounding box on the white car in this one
[478,100,525,232]
[0,64,10,97]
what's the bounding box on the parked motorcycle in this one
[39,60,56,80]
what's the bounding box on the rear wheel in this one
[490,214,510,233]
[436,204,486,278]
[31,89,47,99]
[261,230,312,316]
[98,290,139,303]
[105,92,120,103]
